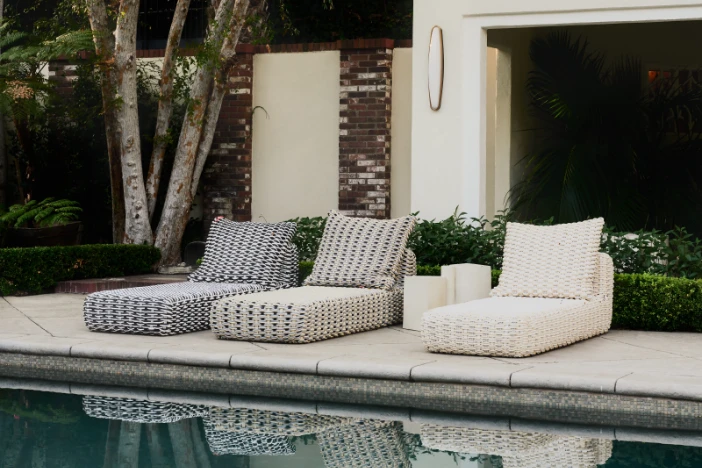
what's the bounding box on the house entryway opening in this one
[479,11,702,236]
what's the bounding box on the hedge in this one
[0,245,161,296]
[613,274,702,332]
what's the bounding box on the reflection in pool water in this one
[2,386,702,467]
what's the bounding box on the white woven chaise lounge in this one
[83,220,298,336]
[420,425,612,468]
[423,218,613,357]
[211,211,417,343]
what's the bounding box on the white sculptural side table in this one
[403,264,492,332]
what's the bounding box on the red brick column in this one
[339,42,394,219]
[48,60,79,95]
[202,51,254,228]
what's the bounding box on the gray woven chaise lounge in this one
[423,218,613,357]
[83,220,298,336]
[211,211,417,343]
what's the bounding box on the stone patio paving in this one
[2,293,702,401]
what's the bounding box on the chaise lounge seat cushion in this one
[83,220,298,336]
[211,286,404,343]
[422,295,607,357]
[84,282,265,336]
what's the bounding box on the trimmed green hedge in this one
[613,274,702,332]
[0,245,161,296]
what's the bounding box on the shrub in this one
[0,198,82,228]
[287,217,327,262]
[299,260,314,285]
[0,244,161,295]
[613,273,702,332]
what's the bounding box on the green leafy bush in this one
[0,244,161,295]
[299,260,314,285]
[613,273,702,332]
[0,198,82,228]
[287,216,327,262]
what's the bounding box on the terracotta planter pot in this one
[5,222,83,248]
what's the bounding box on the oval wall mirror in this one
[428,26,444,111]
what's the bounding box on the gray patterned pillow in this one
[304,211,416,290]
[189,220,297,288]
[491,218,605,300]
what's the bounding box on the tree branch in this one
[145,0,192,220]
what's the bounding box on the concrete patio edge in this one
[0,335,700,404]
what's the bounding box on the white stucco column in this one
[461,20,488,219]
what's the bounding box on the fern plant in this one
[0,198,82,228]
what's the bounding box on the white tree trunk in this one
[116,421,142,468]
[86,0,127,242]
[115,0,153,244]
[154,0,249,265]
[146,0,192,219]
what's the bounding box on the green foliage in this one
[287,216,328,262]
[299,260,314,285]
[512,31,702,234]
[0,198,81,228]
[613,273,702,332]
[270,0,412,43]
[605,440,702,467]
[0,390,80,424]
[0,244,161,295]
[601,226,702,279]
[408,210,520,270]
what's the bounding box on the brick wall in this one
[339,46,393,219]
[46,39,412,229]
[201,53,255,230]
[48,61,79,95]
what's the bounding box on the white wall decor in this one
[428,26,444,111]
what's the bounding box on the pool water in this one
[2,387,702,467]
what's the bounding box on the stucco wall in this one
[391,48,413,218]
[251,51,341,222]
[411,0,702,220]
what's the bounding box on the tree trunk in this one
[190,419,213,468]
[145,424,170,468]
[154,0,249,265]
[114,0,153,245]
[86,0,126,243]
[116,421,142,468]
[168,420,198,468]
[145,0,192,220]
[103,420,121,468]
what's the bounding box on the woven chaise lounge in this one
[207,406,410,467]
[82,396,208,424]
[83,220,298,336]
[211,211,417,343]
[423,218,613,357]
[420,425,612,468]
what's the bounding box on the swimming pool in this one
[2,382,702,467]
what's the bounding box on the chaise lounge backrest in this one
[189,219,299,289]
[492,218,609,301]
[304,210,417,291]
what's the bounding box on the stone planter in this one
[5,222,83,248]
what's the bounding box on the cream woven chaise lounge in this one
[211,211,417,343]
[83,220,298,336]
[420,425,612,468]
[423,218,613,357]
